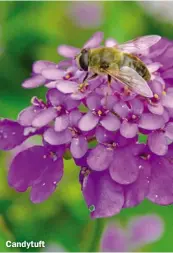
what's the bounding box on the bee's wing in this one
[118,35,161,53]
[104,66,153,98]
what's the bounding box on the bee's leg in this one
[83,72,89,83]
[88,73,98,81]
[83,73,98,83]
[108,75,112,86]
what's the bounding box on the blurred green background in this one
[0,1,173,252]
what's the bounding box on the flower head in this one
[1,32,173,218]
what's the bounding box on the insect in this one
[75,35,161,98]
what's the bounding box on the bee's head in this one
[75,48,89,71]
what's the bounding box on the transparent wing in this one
[118,35,161,53]
[104,66,153,98]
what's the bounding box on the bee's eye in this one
[79,50,89,71]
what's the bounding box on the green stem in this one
[88,218,106,252]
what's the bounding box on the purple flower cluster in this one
[101,214,164,251]
[1,32,173,218]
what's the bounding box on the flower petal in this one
[78,112,99,131]
[64,96,80,110]
[96,126,116,144]
[128,215,164,250]
[83,31,103,48]
[56,80,78,94]
[87,144,113,171]
[44,128,72,145]
[18,106,42,126]
[32,108,57,128]
[0,120,26,150]
[161,92,173,108]
[101,95,118,110]
[57,45,80,58]
[22,75,46,88]
[70,136,88,159]
[139,113,164,130]
[147,152,173,205]
[8,146,50,191]
[46,88,65,106]
[120,121,138,138]
[30,157,63,203]
[148,102,164,115]
[69,110,82,126]
[109,148,139,184]
[54,114,69,132]
[148,132,168,156]
[101,225,128,252]
[100,113,120,131]
[130,98,144,115]
[82,170,124,218]
[165,122,173,141]
[123,159,151,208]
[86,95,101,110]
[42,68,64,80]
[105,38,117,47]
[113,101,130,118]
[32,61,56,74]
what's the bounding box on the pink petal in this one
[70,92,87,100]
[105,38,117,47]
[101,225,128,252]
[78,112,99,131]
[30,157,63,203]
[69,110,82,126]
[128,215,164,250]
[113,101,130,118]
[70,136,88,159]
[100,113,120,131]
[147,62,162,73]
[45,81,58,88]
[130,98,144,115]
[32,108,57,128]
[83,31,103,48]
[54,114,69,132]
[165,122,173,141]
[161,92,173,108]
[139,113,164,130]
[120,121,138,138]
[22,75,46,88]
[44,128,72,145]
[87,144,113,171]
[86,95,101,110]
[42,68,64,80]
[148,132,168,156]
[101,95,118,110]
[56,80,78,94]
[46,88,65,106]
[147,151,173,205]
[57,45,80,58]
[109,148,139,185]
[32,61,56,74]
[148,102,164,115]
[123,159,151,208]
[18,106,42,126]
[82,171,124,218]
[162,68,173,79]
[0,120,26,150]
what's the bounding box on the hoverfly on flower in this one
[75,35,161,98]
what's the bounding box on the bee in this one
[75,35,161,98]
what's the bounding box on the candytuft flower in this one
[101,214,164,251]
[1,31,173,218]
[67,2,104,29]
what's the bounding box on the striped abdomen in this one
[122,53,151,81]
